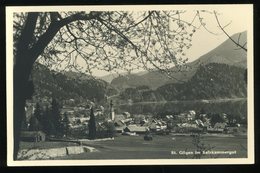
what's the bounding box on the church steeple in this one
[110,100,115,121]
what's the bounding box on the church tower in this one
[109,100,115,121]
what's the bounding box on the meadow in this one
[55,134,247,160]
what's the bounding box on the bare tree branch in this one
[214,11,247,52]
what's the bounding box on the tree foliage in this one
[51,98,63,136]
[88,107,96,139]
[41,107,56,135]
[29,103,43,131]
[28,116,41,131]
[34,103,43,122]
[103,121,116,138]
[13,11,212,78]
[120,86,164,103]
[62,112,70,137]
[209,113,226,126]
[32,100,63,136]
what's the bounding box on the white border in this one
[6,4,254,166]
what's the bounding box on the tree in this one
[226,114,237,125]
[191,133,215,159]
[24,103,42,131]
[34,103,43,121]
[103,121,116,138]
[62,112,70,137]
[41,107,56,136]
[50,98,62,136]
[88,107,96,139]
[120,87,142,102]
[28,116,41,131]
[210,113,225,126]
[12,10,242,159]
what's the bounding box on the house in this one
[140,118,148,126]
[152,119,158,124]
[181,123,198,128]
[180,110,196,121]
[149,122,161,132]
[20,131,46,142]
[207,127,224,133]
[166,115,173,120]
[195,119,204,127]
[178,123,202,133]
[123,125,148,134]
[122,112,131,118]
[203,120,211,128]
[188,110,196,117]
[70,117,89,125]
[115,114,125,121]
[114,120,125,127]
[121,118,133,125]
[62,110,75,116]
[114,120,126,133]
[214,122,227,129]
[115,126,127,133]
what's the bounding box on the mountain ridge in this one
[110,31,247,89]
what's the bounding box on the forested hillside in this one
[157,63,247,101]
[31,63,117,102]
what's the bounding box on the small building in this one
[121,118,133,125]
[115,114,126,121]
[195,119,204,127]
[166,115,173,120]
[122,112,131,118]
[207,127,224,133]
[114,120,125,127]
[149,123,161,132]
[214,122,227,129]
[123,125,148,134]
[20,131,46,142]
[114,120,126,133]
[140,118,148,126]
[115,126,127,133]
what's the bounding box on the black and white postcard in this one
[6,4,254,166]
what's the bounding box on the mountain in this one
[190,31,247,68]
[31,63,116,102]
[111,31,247,89]
[62,71,93,81]
[156,63,247,101]
[110,74,151,90]
[99,71,148,83]
[118,63,247,102]
[99,73,122,83]
[119,86,165,103]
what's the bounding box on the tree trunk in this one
[13,82,26,160]
[13,53,34,160]
[12,11,96,159]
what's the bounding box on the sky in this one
[185,9,249,62]
[91,6,251,77]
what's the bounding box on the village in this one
[21,97,244,144]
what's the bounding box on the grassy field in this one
[54,134,247,160]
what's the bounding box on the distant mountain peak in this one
[110,31,247,90]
